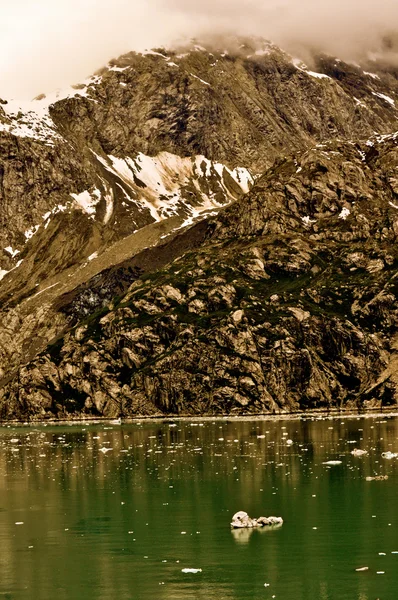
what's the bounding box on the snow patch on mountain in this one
[0,259,23,282]
[291,58,331,80]
[190,74,210,86]
[70,189,101,217]
[95,151,253,224]
[4,247,20,258]
[372,92,395,106]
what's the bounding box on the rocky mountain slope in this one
[2,38,398,419]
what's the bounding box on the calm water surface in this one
[0,415,397,600]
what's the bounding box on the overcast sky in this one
[1,0,397,99]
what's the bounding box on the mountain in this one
[1,38,398,419]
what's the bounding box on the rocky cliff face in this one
[1,39,398,419]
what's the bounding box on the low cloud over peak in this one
[1,0,398,98]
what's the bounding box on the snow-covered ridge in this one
[0,74,103,145]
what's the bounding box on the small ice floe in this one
[351,449,368,456]
[99,447,113,453]
[382,451,398,459]
[231,511,283,529]
[181,568,202,574]
[286,439,294,445]
[323,461,342,465]
[355,566,369,572]
[366,475,388,481]
[15,522,24,525]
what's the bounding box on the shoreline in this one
[1,407,398,428]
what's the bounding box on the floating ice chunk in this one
[355,567,369,572]
[323,460,342,465]
[351,449,368,456]
[99,447,113,453]
[382,451,398,459]
[181,568,202,574]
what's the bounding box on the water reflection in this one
[0,414,396,599]
[231,523,283,544]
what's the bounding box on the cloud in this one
[1,0,398,99]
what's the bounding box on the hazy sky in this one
[1,0,398,99]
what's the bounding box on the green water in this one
[0,415,397,600]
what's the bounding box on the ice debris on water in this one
[323,460,342,465]
[355,567,369,572]
[351,449,368,456]
[181,568,202,573]
[382,451,398,459]
[231,511,283,529]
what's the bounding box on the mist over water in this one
[1,0,398,98]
